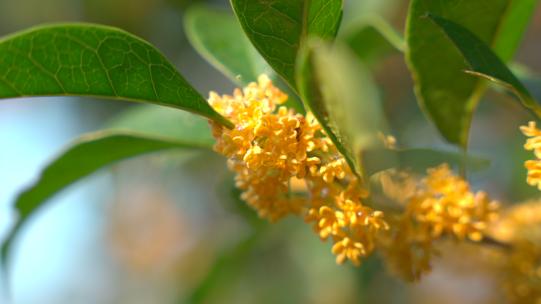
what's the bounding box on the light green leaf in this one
[108,105,215,147]
[1,130,210,269]
[492,1,539,60]
[184,5,271,85]
[406,0,536,146]
[297,40,387,179]
[364,148,490,176]
[343,16,405,67]
[183,5,305,112]
[427,14,541,118]
[0,23,232,128]
[230,0,343,90]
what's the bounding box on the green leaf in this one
[0,23,232,128]
[406,0,536,146]
[1,131,209,270]
[364,148,490,176]
[492,1,539,60]
[230,0,343,90]
[184,5,272,85]
[297,40,387,179]
[187,232,261,304]
[427,14,541,118]
[183,5,305,113]
[188,176,265,303]
[108,105,215,147]
[342,16,405,67]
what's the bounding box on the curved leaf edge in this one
[296,40,364,179]
[426,13,541,120]
[229,0,345,93]
[184,5,248,86]
[0,23,234,129]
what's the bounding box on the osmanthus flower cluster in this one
[506,122,541,303]
[208,75,387,265]
[407,164,499,242]
[207,75,500,269]
[430,123,541,303]
[377,164,499,281]
[488,200,541,303]
[521,121,541,190]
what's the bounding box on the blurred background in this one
[1,0,541,303]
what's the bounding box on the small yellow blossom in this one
[377,214,435,281]
[488,200,541,304]
[209,75,388,266]
[378,132,397,149]
[521,121,541,190]
[377,164,499,281]
[503,241,541,304]
[304,174,388,266]
[490,199,541,243]
[332,237,366,266]
[378,169,417,205]
[408,164,499,241]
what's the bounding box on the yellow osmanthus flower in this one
[378,132,397,150]
[305,177,389,266]
[377,214,435,281]
[377,165,499,281]
[408,164,499,241]
[490,199,541,243]
[488,200,541,304]
[208,75,388,266]
[503,241,541,304]
[521,121,541,190]
[378,169,416,205]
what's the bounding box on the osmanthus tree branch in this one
[467,235,513,251]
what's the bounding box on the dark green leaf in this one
[297,40,387,179]
[0,23,232,128]
[406,0,536,146]
[427,14,541,118]
[230,0,343,90]
[343,16,405,67]
[364,148,490,176]
[2,131,209,270]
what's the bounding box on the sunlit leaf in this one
[184,5,271,85]
[230,0,343,90]
[406,0,536,146]
[108,105,215,147]
[0,23,232,128]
